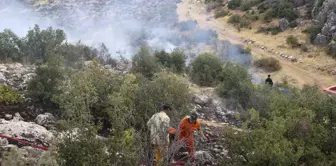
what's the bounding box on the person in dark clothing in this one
[265,75,273,86]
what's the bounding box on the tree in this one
[190,53,223,86]
[131,47,159,78]
[0,29,23,62]
[24,25,66,63]
[170,48,187,74]
[27,54,66,107]
[217,62,253,108]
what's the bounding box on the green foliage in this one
[1,147,25,166]
[228,0,242,9]
[206,1,224,10]
[303,25,323,43]
[217,62,253,107]
[28,54,66,106]
[240,0,262,11]
[221,85,336,166]
[228,14,251,28]
[257,26,282,35]
[228,14,242,24]
[0,85,23,105]
[254,57,282,72]
[134,71,192,127]
[0,29,23,62]
[25,25,66,62]
[240,47,251,54]
[155,49,187,74]
[189,53,223,86]
[214,8,230,18]
[131,47,159,78]
[286,35,300,47]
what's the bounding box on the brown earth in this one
[177,0,336,88]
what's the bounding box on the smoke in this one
[0,0,262,82]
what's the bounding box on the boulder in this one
[192,94,210,106]
[314,34,329,46]
[0,114,54,144]
[4,114,13,120]
[35,113,56,127]
[279,19,289,31]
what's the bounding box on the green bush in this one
[228,0,242,9]
[286,35,300,47]
[131,47,160,78]
[0,85,23,105]
[303,25,323,43]
[221,85,336,165]
[254,57,281,72]
[217,62,253,107]
[0,29,23,62]
[154,49,187,74]
[28,54,66,106]
[214,8,230,18]
[228,14,242,24]
[189,53,223,86]
[206,1,223,10]
[301,44,309,52]
[289,21,298,28]
[241,47,251,54]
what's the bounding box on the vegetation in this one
[189,53,223,86]
[214,8,230,18]
[286,35,300,48]
[228,0,242,9]
[303,25,323,43]
[228,14,251,29]
[254,57,281,72]
[0,85,23,105]
[221,85,336,165]
[2,24,336,166]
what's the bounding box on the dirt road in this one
[177,0,336,88]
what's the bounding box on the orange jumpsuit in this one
[178,117,201,155]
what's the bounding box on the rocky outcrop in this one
[0,113,54,144]
[0,63,35,92]
[279,19,289,31]
[192,91,239,125]
[314,34,329,45]
[35,113,56,129]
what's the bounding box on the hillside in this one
[178,0,336,88]
[0,0,336,166]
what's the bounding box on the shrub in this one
[214,8,230,18]
[217,62,253,108]
[241,47,251,54]
[228,0,242,9]
[131,47,159,78]
[170,49,187,74]
[289,21,298,28]
[154,49,187,74]
[263,8,274,23]
[189,53,223,86]
[303,25,323,43]
[28,54,66,106]
[286,35,300,47]
[0,29,23,62]
[206,1,223,11]
[228,14,242,24]
[254,57,281,72]
[134,71,192,126]
[300,44,309,52]
[0,85,23,105]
